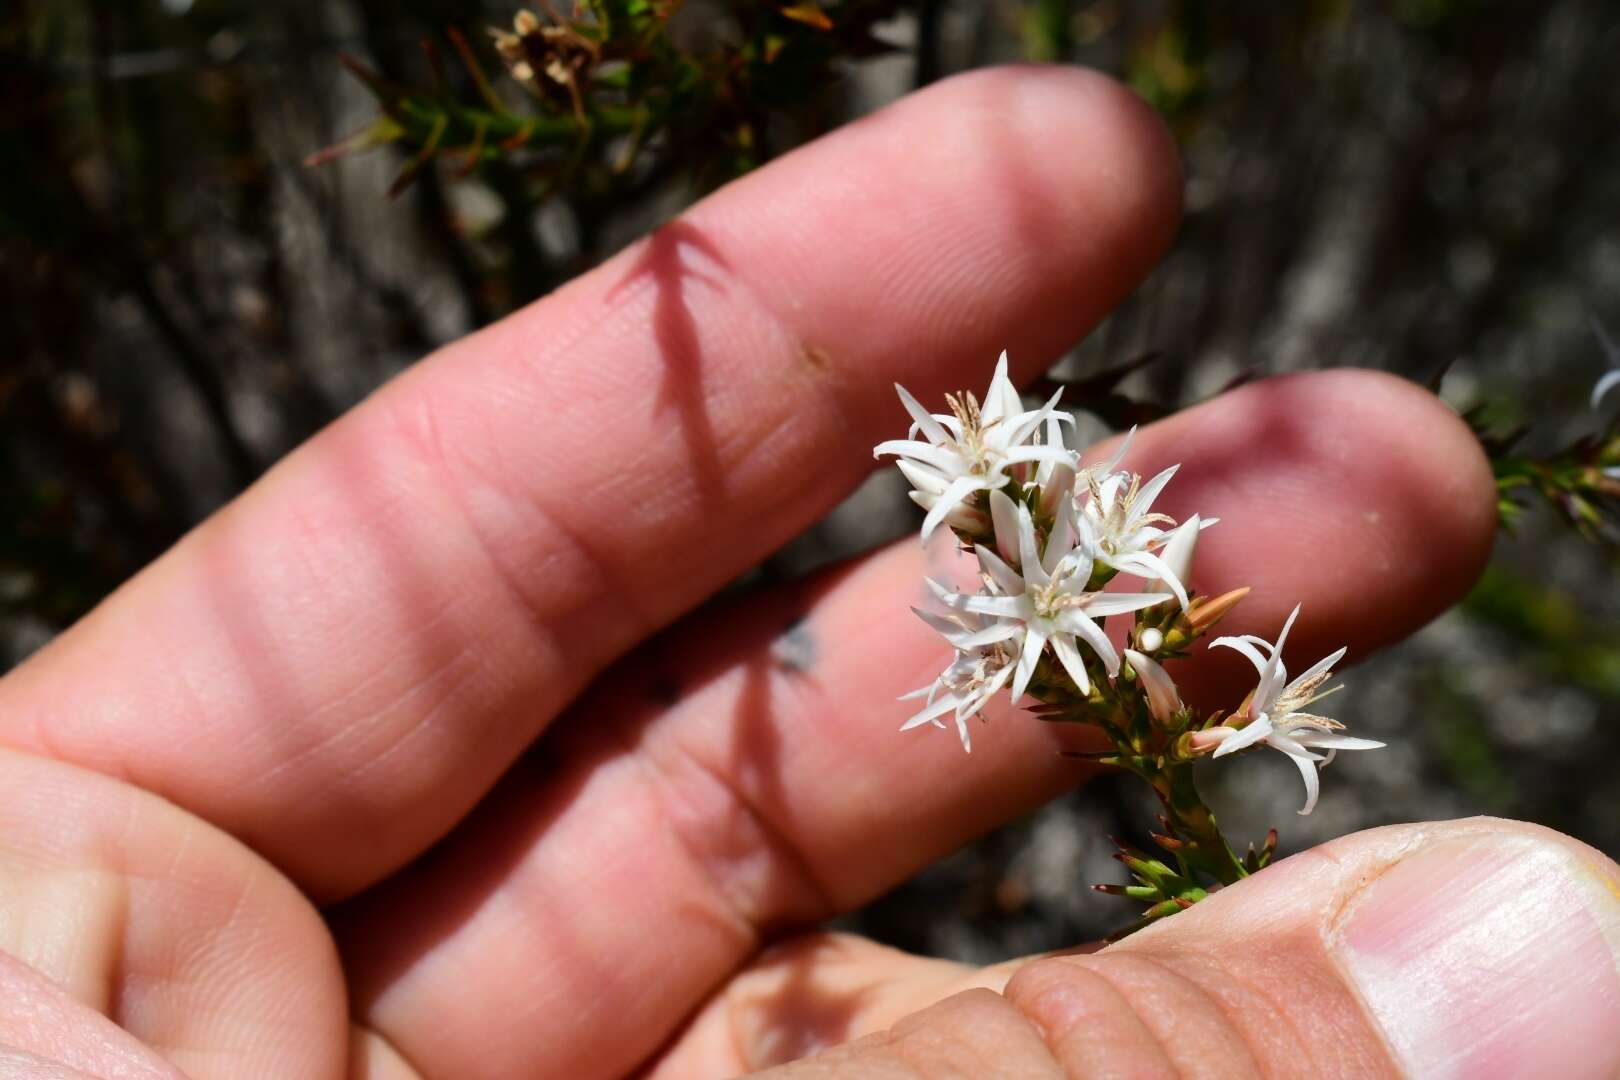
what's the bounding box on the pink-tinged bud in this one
[1124,648,1182,725]
[1187,728,1232,754]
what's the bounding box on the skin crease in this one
[0,62,1614,1080]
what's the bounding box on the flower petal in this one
[1062,610,1120,675]
[1274,604,1303,653]
[901,691,960,731]
[1211,635,1270,677]
[1004,389,1068,447]
[1017,504,1049,590]
[910,492,988,533]
[1088,425,1136,476]
[1081,592,1169,617]
[1108,549,1189,611]
[895,459,951,496]
[974,544,1026,597]
[1594,369,1620,410]
[1050,633,1092,695]
[1292,732,1386,752]
[1283,744,1323,815]
[989,489,1022,567]
[1128,464,1180,523]
[963,594,1030,619]
[1286,646,1348,697]
[951,713,974,753]
[1011,626,1048,701]
[982,349,1023,425]
[1042,496,1077,577]
[894,383,951,445]
[911,607,968,639]
[1149,515,1200,596]
[874,439,964,474]
[921,474,986,541]
[925,577,971,610]
[950,621,1024,649]
[1002,444,1079,467]
[1210,714,1274,757]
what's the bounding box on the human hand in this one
[0,65,1615,1079]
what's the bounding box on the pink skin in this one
[0,62,1586,1080]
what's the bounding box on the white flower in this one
[1202,604,1384,815]
[876,351,1075,541]
[899,609,1021,752]
[1595,371,1620,410]
[1077,460,1195,610]
[1124,648,1182,724]
[1592,316,1620,409]
[930,493,1165,699]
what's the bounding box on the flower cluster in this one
[876,353,1386,929]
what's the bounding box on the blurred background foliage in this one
[4,0,1619,954]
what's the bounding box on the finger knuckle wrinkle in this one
[376,384,640,670]
[1006,952,1266,1079]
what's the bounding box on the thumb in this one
[750,817,1620,1078]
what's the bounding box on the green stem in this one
[1147,762,1247,885]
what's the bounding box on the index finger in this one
[0,66,1182,898]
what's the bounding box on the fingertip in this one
[1303,367,1498,601]
[1146,368,1497,676]
[926,64,1185,379]
[981,63,1184,276]
[1090,817,1620,1079]
[704,63,1184,394]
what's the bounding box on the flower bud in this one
[1188,586,1250,636]
[1186,728,1232,754]
[1125,648,1182,726]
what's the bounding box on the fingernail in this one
[1333,834,1620,1078]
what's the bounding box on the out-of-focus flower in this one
[1595,371,1620,410]
[899,610,1021,752]
[1201,605,1384,814]
[876,352,1075,541]
[1592,317,1620,409]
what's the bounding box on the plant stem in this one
[1145,762,1248,885]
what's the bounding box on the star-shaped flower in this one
[876,352,1075,541]
[930,492,1165,699]
[1076,456,1203,610]
[898,609,1021,752]
[1201,605,1384,815]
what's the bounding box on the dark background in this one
[6,0,1619,956]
